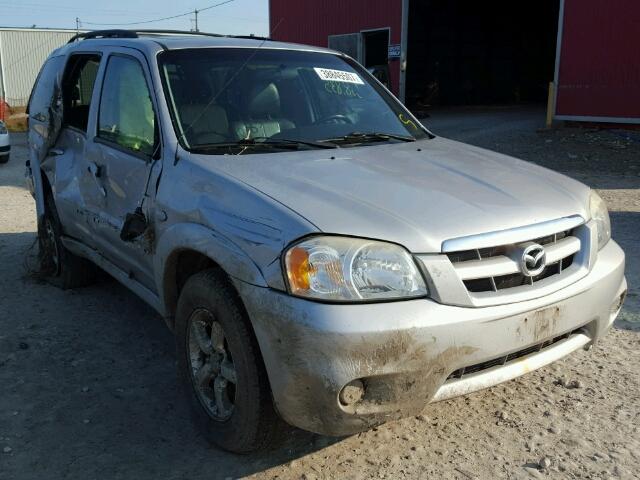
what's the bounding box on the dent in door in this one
[27,56,65,220]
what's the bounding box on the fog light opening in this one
[339,379,365,406]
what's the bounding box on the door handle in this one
[49,148,65,156]
[87,162,106,197]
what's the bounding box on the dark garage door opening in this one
[406,0,560,111]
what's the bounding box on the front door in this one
[82,50,161,290]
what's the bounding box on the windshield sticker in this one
[324,81,363,98]
[398,113,418,130]
[314,67,364,85]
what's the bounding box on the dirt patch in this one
[1,121,639,479]
[529,306,562,342]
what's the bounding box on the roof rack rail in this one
[67,29,271,44]
[67,29,138,43]
[231,34,271,41]
[133,29,226,38]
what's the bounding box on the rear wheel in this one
[0,153,8,164]
[39,193,97,289]
[175,269,284,453]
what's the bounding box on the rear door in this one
[53,53,103,242]
[81,49,161,290]
[29,52,103,244]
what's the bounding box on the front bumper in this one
[237,239,626,436]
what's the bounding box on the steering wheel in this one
[316,114,354,125]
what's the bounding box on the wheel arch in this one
[40,167,53,197]
[156,223,269,326]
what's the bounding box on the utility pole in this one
[75,17,80,34]
[194,9,199,32]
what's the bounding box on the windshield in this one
[158,48,428,153]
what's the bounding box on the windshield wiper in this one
[191,137,337,153]
[321,131,416,145]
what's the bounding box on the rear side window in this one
[27,56,65,118]
[97,55,156,157]
[61,54,101,132]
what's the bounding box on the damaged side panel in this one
[153,152,319,316]
[72,50,161,290]
[27,54,65,224]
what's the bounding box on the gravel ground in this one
[1,108,639,480]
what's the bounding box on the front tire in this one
[0,153,8,164]
[175,269,284,453]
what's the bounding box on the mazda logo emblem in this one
[521,243,547,277]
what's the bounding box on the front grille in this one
[446,329,581,381]
[447,229,579,294]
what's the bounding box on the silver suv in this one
[26,30,626,453]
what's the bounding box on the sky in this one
[0,0,270,36]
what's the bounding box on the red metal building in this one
[554,0,640,123]
[270,0,405,98]
[269,0,640,124]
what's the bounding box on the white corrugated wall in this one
[0,29,76,108]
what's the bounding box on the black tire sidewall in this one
[175,270,272,453]
[40,195,64,278]
[40,192,96,289]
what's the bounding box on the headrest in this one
[180,104,229,135]
[178,75,213,104]
[248,82,280,118]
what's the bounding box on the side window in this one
[27,55,65,119]
[61,54,101,132]
[98,55,156,157]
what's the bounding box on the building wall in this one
[0,29,76,112]
[269,0,403,95]
[555,0,640,123]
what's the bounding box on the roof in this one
[58,30,336,57]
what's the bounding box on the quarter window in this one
[98,55,156,157]
[27,55,65,118]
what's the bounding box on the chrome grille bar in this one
[442,215,584,252]
[454,236,581,281]
[416,217,593,308]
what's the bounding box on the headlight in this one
[589,190,611,250]
[0,122,7,135]
[284,236,428,301]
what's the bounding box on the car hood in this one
[198,137,591,253]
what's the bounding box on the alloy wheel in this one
[187,308,237,421]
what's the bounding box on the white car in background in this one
[0,120,10,163]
